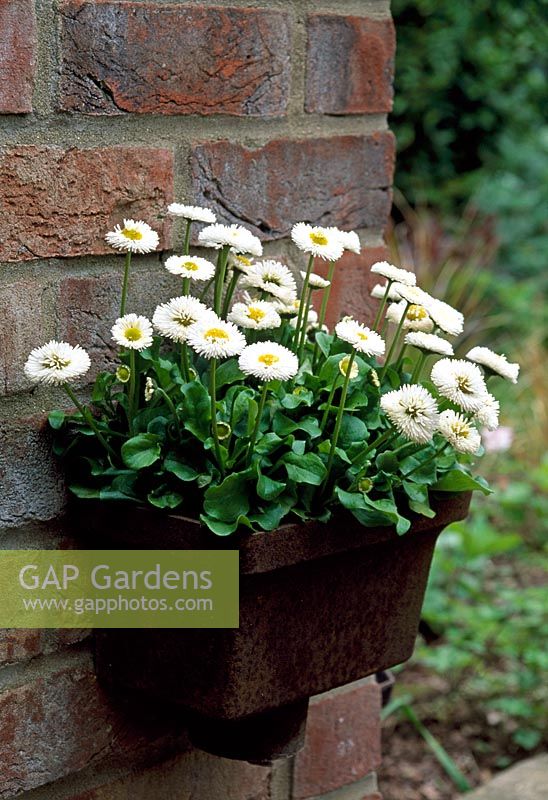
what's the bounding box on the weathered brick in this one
[59,2,291,117]
[306,15,395,115]
[0,280,47,395]
[0,0,37,113]
[0,416,66,529]
[191,134,394,241]
[0,146,173,262]
[0,629,89,667]
[293,678,382,800]
[313,245,389,327]
[63,750,271,800]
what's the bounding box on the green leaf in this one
[339,415,368,447]
[181,380,211,441]
[257,472,286,501]
[203,471,252,522]
[315,330,333,358]
[433,469,492,495]
[283,452,327,485]
[121,434,161,469]
[148,487,183,509]
[69,485,101,499]
[164,457,199,482]
[273,413,321,439]
[48,409,66,430]
[200,513,253,536]
[216,358,244,389]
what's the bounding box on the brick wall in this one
[0,1,395,797]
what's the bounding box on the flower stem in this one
[180,342,191,382]
[380,301,410,381]
[183,219,192,255]
[297,286,314,361]
[402,442,448,479]
[410,351,427,383]
[293,254,314,352]
[372,280,393,331]
[182,276,191,297]
[247,382,269,465]
[120,251,132,317]
[155,387,182,440]
[351,428,398,471]
[63,384,117,461]
[222,269,240,318]
[128,349,137,434]
[322,351,356,490]
[317,261,336,329]
[320,376,341,431]
[213,246,230,316]
[209,358,225,477]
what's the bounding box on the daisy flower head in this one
[116,365,131,383]
[291,223,345,261]
[198,223,263,256]
[24,341,90,386]
[164,255,215,282]
[386,301,434,333]
[335,318,385,358]
[111,314,154,351]
[335,229,361,254]
[167,203,216,224]
[239,342,299,382]
[290,307,318,330]
[438,410,482,454]
[381,385,439,444]
[276,296,301,319]
[431,358,488,412]
[371,282,402,302]
[404,332,454,356]
[339,355,359,380]
[391,283,433,307]
[153,296,214,343]
[228,300,281,330]
[242,260,297,300]
[186,318,246,360]
[228,253,254,274]
[301,271,330,290]
[427,298,464,337]
[371,262,416,286]
[473,393,500,431]
[105,219,159,254]
[466,346,519,383]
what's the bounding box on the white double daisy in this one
[466,346,519,383]
[300,271,330,289]
[186,318,246,360]
[335,318,385,358]
[167,203,216,223]
[391,283,433,307]
[371,282,402,302]
[371,261,416,286]
[336,229,361,254]
[438,410,482,454]
[386,301,434,333]
[404,332,454,356]
[198,223,263,257]
[380,385,439,444]
[164,255,216,282]
[24,341,91,386]
[105,219,159,254]
[153,296,214,343]
[111,314,154,351]
[473,393,500,431]
[239,342,299,381]
[242,260,298,300]
[430,358,488,412]
[228,300,281,330]
[291,223,345,261]
[427,298,464,337]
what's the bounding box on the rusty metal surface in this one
[91,493,472,722]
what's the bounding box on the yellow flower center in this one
[45,355,71,370]
[451,422,469,438]
[456,375,473,393]
[122,227,143,241]
[205,327,229,342]
[182,261,199,271]
[357,332,368,341]
[309,232,329,246]
[248,307,266,322]
[124,326,143,342]
[258,353,279,367]
[237,256,252,267]
[407,304,427,321]
[174,313,194,327]
[264,273,281,286]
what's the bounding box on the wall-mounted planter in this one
[73,491,471,764]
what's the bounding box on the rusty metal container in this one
[74,491,471,764]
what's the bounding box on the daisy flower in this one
[105,219,159,254]
[336,229,361,254]
[186,318,246,360]
[404,332,454,356]
[291,223,345,261]
[371,282,402,302]
[339,355,359,379]
[386,301,434,332]
[371,261,416,286]
[239,342,299,382]
[300,271,330,289]
[144,377,156,402]
[24,341,91,386]
[431,358,488,412]
[198,223,263,257]
[111,314,154,351]
[381,385,439,444]
[335,318,385,358]
[167,204,216,223]
[228,300,281,330]
[391,283,433,307]
[242,260,298,300]
[290,307,318,330]
[466,346,519,383]
[427,298,464,337]
[473,393,500,431]
[164,255,216,282]
[438,410,482,454]
[153,296,214,343]
[276,297,300,318]
[116,365,131,384]
[227,253,254,274]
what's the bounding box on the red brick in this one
[293,679,382,799]
[0,630,89,667]
[0,280,47,395]
[59,2,291,116]
[306,15,395,115]
[0,1,36,113]
[63,750,271,800]
[313,245,389,327]
[0,146,173,262]
[191,134,394,241]
[0,415,67,529]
